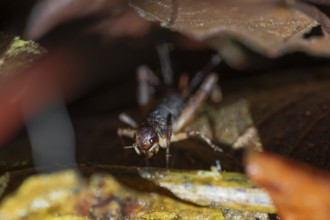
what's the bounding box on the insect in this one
[117,44,222,166]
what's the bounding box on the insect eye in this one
[149,137,156,145]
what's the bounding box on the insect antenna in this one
[123,146,133,149]
[124,145,141,155]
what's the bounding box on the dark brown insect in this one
[118,45,222,166]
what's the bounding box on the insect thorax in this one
[146,94,184,137]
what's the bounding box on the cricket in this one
[117,44,223,166]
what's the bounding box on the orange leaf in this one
[245,150,330,220]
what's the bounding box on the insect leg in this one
[117,128,136,139]
[232,127,262,151]
[171,131,222,152]
[178,72,189,92]
[165,114,173,168]
[210,84,223,104]
[137,65,160,113]
[145,155,150,167]
[119,113,138,128]
[173,72,219,133]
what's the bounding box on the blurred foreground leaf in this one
[0,170,225,220]
[0,173,9,199]
[26,0,150,39]
[245,150,330,220]
[0,34,46,75]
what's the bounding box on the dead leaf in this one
[139,167,275,213]
[245,73,330,170]
[129,0,330,60]
[189,99,262,150]
[245,150,330,220]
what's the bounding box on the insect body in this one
[137,94,184,157]
[118,44,222,166]
[118,69,222,166]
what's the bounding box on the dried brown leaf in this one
[130,0,330,59]
[26,0,119,38]
[189,100,260,148]
[245,150,330,220]
[249,76,330,170]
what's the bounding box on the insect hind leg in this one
[187,130,222,152]
[171,130,222,152]
[173,72,219,133]
[210,84,223,104]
